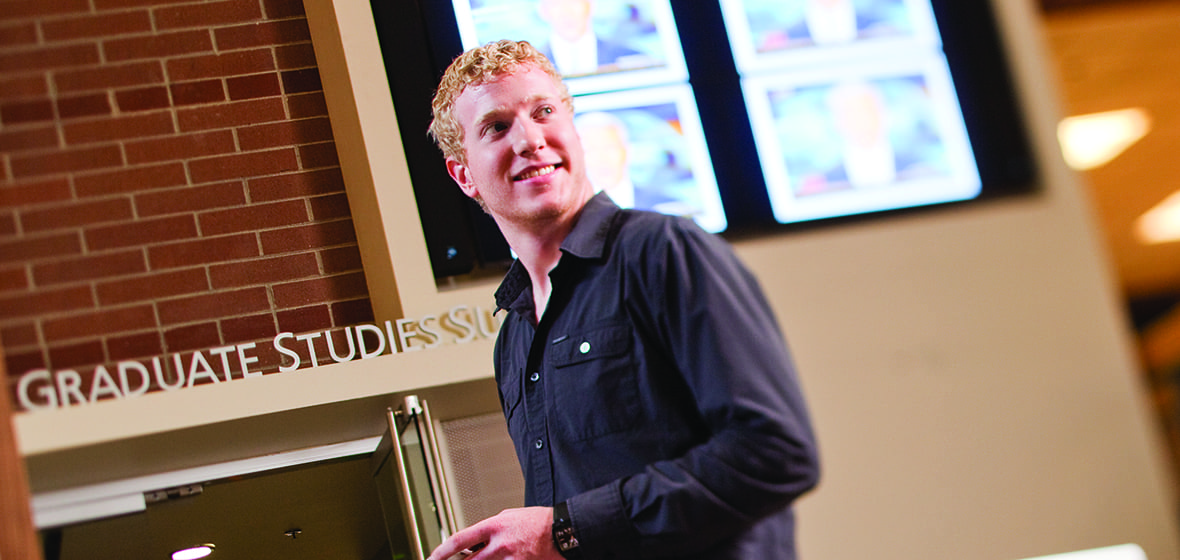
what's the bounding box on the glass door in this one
[371,395,459,560]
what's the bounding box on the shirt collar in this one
[494,192,620,313]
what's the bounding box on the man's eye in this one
[483,122,507,136]
[536,106,554,118]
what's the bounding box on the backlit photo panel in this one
[451,0,687,95]
[573,84,727,233]
[719,0,940,74]
[743,53,980,224]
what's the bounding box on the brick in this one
[276,304,331,334]
[6,351,46,381]
[0,126,57,153]
[0,286,93,320]
[136,181,246,216]
[167,49,274,82]
[209,252,318,288]
[75,163,188,197]
[299,142,339,170]
[178,97,286,132]
[155,0,262,31]
[188,147,298,183]
[107,331,163,361]
[199,199,307,236]
[1,0,90,18]
[310,192,350,221]
[48,340,105,369]
[321,246,363,274]
[170,80,225,106]
[0,213,15,236]
[94,0,190,8]
[156,287,269,324]
[220,313,276,343]
[126,130,235,164]
[215,19,310,51]
[0,178,71,206]
[163,322,221,352]
[331,298,374,327]
[0,44,99,74]
[0,234,82,265]
[116,86,170,112]
[287,91,327,118]
[260,219,356,254]
[43,305,156,341]
[85,214,198,250]
[56,93,112,120]
[97,267,208,305]
[10,144,122,179]
[273,271,367,309]
[149,233,259,269]
[227,72,280,101]
[0,267,28,292]
[55,62,164,93]
[1,99,53,125]
[22,198,134,232]
[104,30,214,62]
[0,75,48,99]
[248,168,343,201]
[0,322,38,347]
[262,0,306,19]
[32,250,146,286]
[41,10,153,41]
[238,116,332,151]
[0,23,37,48]
[275,43,316,70]
[280,68,321,94]
[64,111,174,144]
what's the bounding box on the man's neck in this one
[497,200,587,323]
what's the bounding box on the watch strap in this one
[552,501,582,559]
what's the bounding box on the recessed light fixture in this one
[1137,189,1180,245]
[1057,108,1151,170]
[172,544,215,560]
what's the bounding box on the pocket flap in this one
[553,324,632,367]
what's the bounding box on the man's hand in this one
[426,506,564,560]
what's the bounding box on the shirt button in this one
[534,438,544,449]
[529,371,540,382]
[579,341,591,354]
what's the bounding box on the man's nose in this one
[513,121,545,155]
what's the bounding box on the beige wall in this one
[15,0,1180,558]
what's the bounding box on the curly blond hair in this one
[429,39,572,165]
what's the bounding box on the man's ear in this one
[445,157,478,200]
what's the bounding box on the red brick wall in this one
[0,0,374,411]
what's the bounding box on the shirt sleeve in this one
[567,217,821,558]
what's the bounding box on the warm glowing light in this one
[1057,108,1150,170]
[1137,189,1180,244]
[1018,544,1146,560]
[172,545,215,560]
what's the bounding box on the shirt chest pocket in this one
[550,324,640,441]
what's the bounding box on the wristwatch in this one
[551,501,582,559]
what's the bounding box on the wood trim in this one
[1,346,43,560]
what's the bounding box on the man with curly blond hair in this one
[426,39,819,560]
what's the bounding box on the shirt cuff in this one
[566,479,636,559]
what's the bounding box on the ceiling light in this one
[1137,189,1180,244]
[1057,108,1150,170]
[172,544,215,560]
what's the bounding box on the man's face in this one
[445,64,592,229]
[539,0,593,41]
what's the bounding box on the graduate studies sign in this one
[16,305,501,412]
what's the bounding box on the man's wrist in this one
[551,501,582,559]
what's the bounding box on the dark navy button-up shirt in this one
[492,193,820,559]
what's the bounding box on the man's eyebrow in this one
[473,94,556,128]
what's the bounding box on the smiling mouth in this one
[515,164,557,181]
